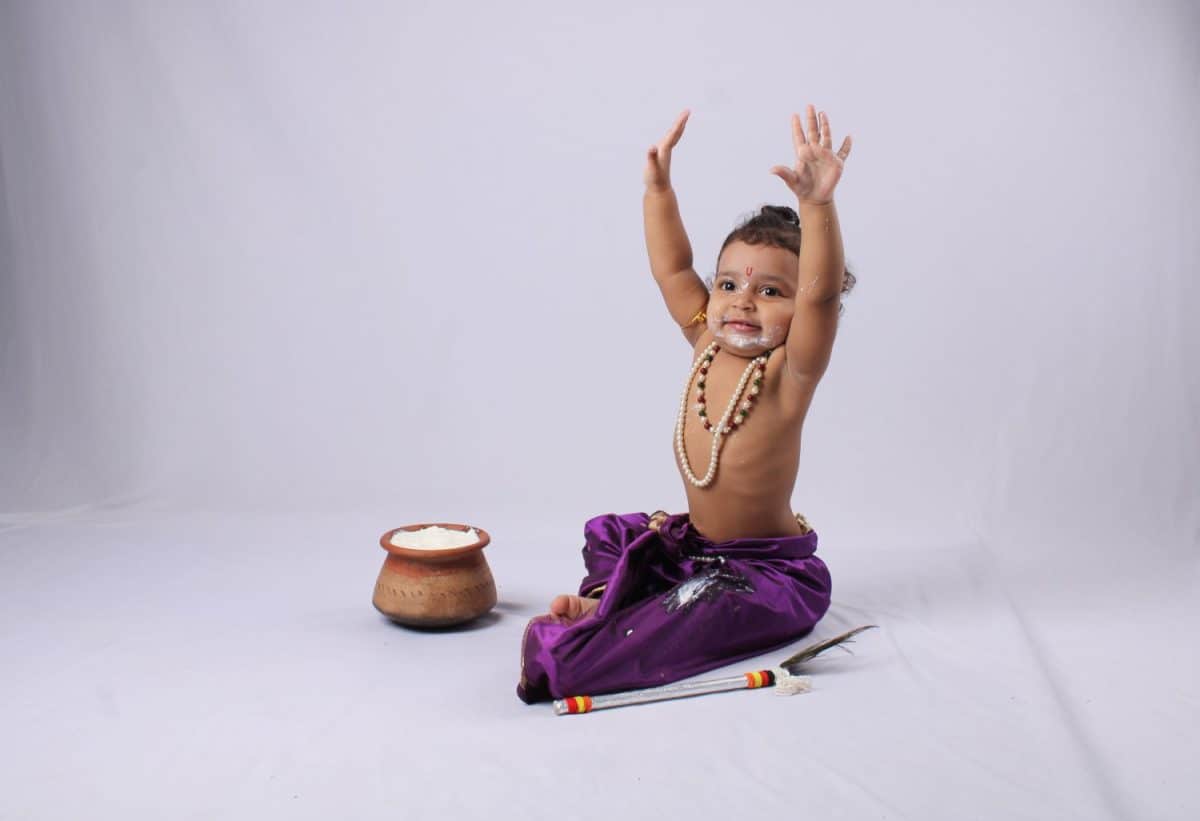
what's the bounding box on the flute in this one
[554,667,811,715]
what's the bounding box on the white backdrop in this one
[1,0,1197,552]
[2,2,1198,819]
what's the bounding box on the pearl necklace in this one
[674,342,769,488]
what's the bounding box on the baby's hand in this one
[770,104,853,205]
[644,109,690,192]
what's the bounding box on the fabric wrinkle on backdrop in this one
[1,2,1197,820]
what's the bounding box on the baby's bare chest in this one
[675,350,809,483]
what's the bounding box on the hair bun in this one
[760,205,800,226]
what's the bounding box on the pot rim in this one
[380,522,491,559]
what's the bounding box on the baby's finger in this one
[645,146,663,177]
[806,104,820,145]
[664,109,690,147]
[790,113,807,155]
[820,111,833,149]
[770,165,798,186]
[837,135,853,161]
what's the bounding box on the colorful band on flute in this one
[567,696,593,714]
[743,670,776,688]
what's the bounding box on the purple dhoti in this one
[517,511,832,704]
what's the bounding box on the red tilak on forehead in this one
[744,265,753,277]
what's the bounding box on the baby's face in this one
[706,241,799,357]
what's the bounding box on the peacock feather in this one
[779,624,879,675]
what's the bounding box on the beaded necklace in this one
[674,341,769,488]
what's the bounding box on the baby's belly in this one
[684,493,804,541]
[676,445,804,541]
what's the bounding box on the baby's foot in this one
[548,594,599,623]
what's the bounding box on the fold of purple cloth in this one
[517,511,832,704]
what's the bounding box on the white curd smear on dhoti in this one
[390,525,480,549]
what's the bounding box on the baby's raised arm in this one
[769,106,854,384]
[643,111,710,347]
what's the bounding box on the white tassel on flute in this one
[553,625,877,716]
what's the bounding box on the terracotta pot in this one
[373,523,496,627]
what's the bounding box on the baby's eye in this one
[761,286,781,297]
[718,280,735,291]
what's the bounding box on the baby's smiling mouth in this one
[723,319,761,331]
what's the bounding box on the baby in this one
[518,105,856,704]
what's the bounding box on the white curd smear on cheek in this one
[390,525,480,549]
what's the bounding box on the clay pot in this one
[373,523,497,627]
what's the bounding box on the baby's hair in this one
[713,205,857,312]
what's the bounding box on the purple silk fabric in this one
[517,511,832,704]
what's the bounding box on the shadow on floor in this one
[377,596,539,633]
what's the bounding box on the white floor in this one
[2,511,1196,820]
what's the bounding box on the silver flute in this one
[553,668,807,715]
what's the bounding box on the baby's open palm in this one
[770,105,853,204]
